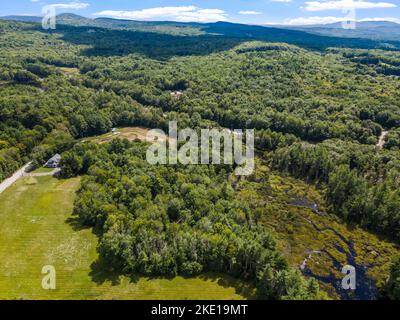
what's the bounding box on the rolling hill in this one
[285,21,400,42]
[1,13,400,50]
[0,15,42,23]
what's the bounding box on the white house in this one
[44,154,61,168]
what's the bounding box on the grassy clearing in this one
[82,127,151,144]
[30,167,55,174]
[59,67,80,76]
[0,176,251,300]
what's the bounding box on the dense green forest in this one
[386,256,400,299]
[59,139,323,299]
[1,17,400,299]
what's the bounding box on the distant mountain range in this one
[298,21,400,29]
[280,21,400,42]
[0,13,204,32]
[1,13,400,50]
[0,15,43,23]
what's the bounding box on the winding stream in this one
[289,195,379,300]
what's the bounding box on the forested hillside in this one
[58,139,324,299]
[1,18,400,299]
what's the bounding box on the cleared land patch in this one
[83,127,155,144]
[59,67,80,77]
[0,176,251,300]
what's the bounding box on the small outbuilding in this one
[44,154,61,168]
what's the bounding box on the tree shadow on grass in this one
[89,256,125,286]
[127,272,256,300]
[65,216,85,231]
[66,215,102,237]
[65,216,124,286]
[87,253,256,299]
[195,273,257,300]
[65,217,255,298]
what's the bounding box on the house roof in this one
[48,154,61,162]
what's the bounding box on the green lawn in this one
[0,176,252,300]
[30,167,55,173]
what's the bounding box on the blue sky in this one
[1,0,400,25]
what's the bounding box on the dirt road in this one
[377,131,388,149]
[0,162,31,194]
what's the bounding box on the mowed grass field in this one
[0,176,251,300]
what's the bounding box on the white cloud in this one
[48,2,89,10]
[304,1,397,12]
[239,11,262,15]
[93,6,228,23]
[268,16,400,25]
